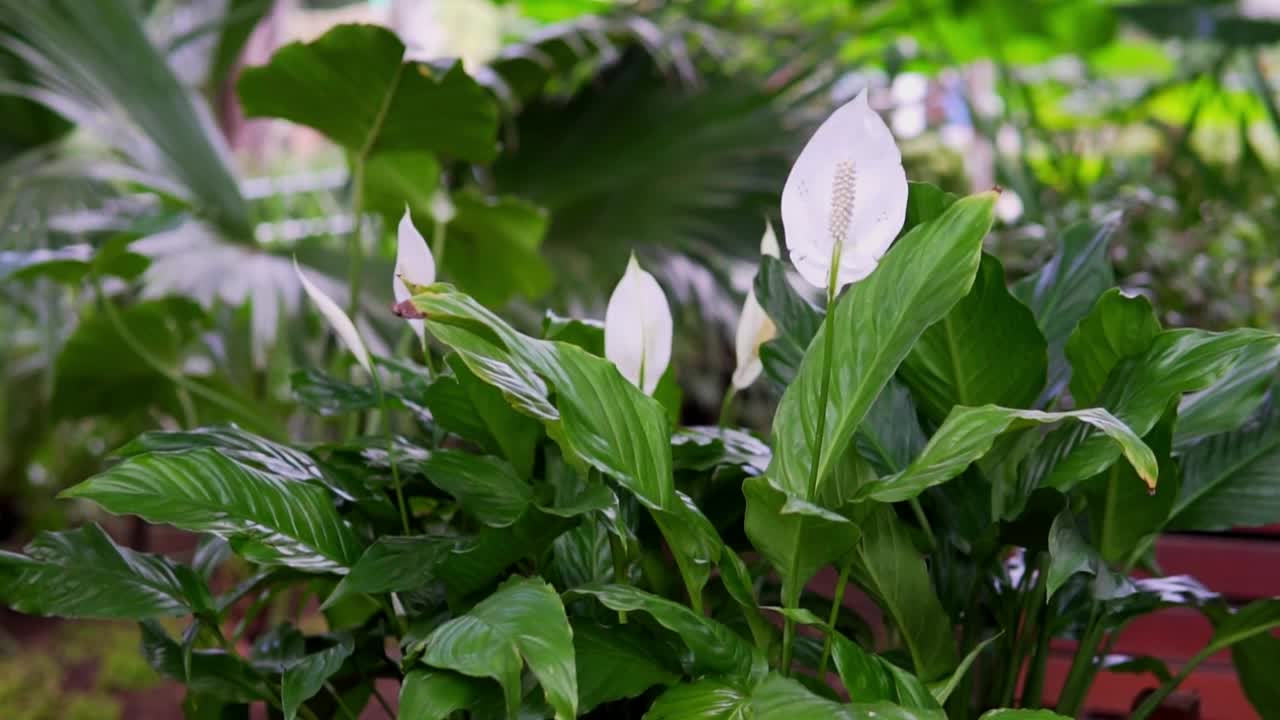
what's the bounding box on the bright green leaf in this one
[1064,288,1161,406]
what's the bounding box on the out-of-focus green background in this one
[3,0,1280,715]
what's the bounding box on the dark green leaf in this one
[572,620,679,712]
[141,620,271,703]
[671,426,771,474]
[1232,631,1280,717]
[978,711,1071,720]
[1177,342,1280,446]
[425,355,542,478]
[1064,289,1161,406]
[543,312,605,355]
[362,150,440,220]
[423,449,532,527]
[768,192,996,504]
[290,368,377,415]
[419,577,576,720]
[399,669,485,720]
[755,255,822,386]
[1102,655,1172,683]
[1086,409,1177,566]
[238,24,498,162]
[856,378,927,476]
[436,508,572,598]
[63,449,362,572]
[324,536,454,608]
[1046,511,1132,600]
[0,524,212,618]
[646,674,943,720]
[282,637,353,720]
[444,190,552,307]
[1174,395,1280,533]
[902,253,1046,421]
[116,425,322,484]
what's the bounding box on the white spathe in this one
[393,209,437,341]
[732,222,781,390]
[781,89,908,291]
[294,258,373,375]
[605,255,673,395]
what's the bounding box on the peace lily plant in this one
[6,81,1280,720]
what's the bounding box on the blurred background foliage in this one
[2,0,1280,545]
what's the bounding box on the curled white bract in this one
[781,89,908,291]
[732,222,781,390]
[294,258,372,375]
[393,208,437,341]
[605,255,673,395]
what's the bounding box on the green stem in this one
[718,386,737,427]
[325,682,359,720]
[1001,554,1045,707]
[94,278,282,438]
[1130,645,1214,720]
[817,562,850,679]
[346,157,366,318]
[1055,604,1106,717]
[909,498,936,550]
[371,368,411,535]
[1021,555,1053,708]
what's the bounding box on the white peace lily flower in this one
[293,258,372,375]
[781,89,908,291]
[605,255,672,395]
[393,208,437,341]
[732,222,781,390]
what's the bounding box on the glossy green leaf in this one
[0,524,212,618]
[141,620,271,703]
[849,508,957,681]
[902,253,1046,421]
[570,584,756,679]
[52,297,206,420]
[645,674,943,720]
[238,24,498,162]
[1177,342,1280,446]
[282,637,353,720]
[324,536,454,608]
[1086,409,1177,565]
[1013,219,1117,396]
[542,312,605,355]
[769,192,996,503]
[399,669,485,720]
[115,426,332,491]
[743,475,859,627]
[1173,397,1280,531]
[651,492,724,606]
[861,404,1157,503]
[435,508,572,598]
[1032,329,1280,492]
[420,577,576,719]
[573,620,680,712]
[671,427,771,475]
[422,450,532,527]
[411,285,675,511]
[63,449,362,573]
[1064,289,1161,406]
[425,355,542,478]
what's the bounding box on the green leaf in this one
[1012,219,1117,396]
[929,635,998,705]
[289,368,378,416]
[238,24,498,162]
[422,450,532,527]
[141,620,271,703]
[115,425,323,484]
[768,192,996,504]
[849,508,957,681]
[542,312,605,355]
[651,492,724,607]
[1204,599,1280,658]
[1173,397,1280,531]
[1064,289,1161,406]
[411,285,675,511]
[63,449,362,573]
[856,378,927,476]
[1231,632,1280,717]
[755,255,822,386]
[419,577,576,720]
[573,620,680,712]
[671,426,771,475]
[1086,409,1177,565]
[645,674,943,720]
[742,476,859,628]
[902,253,1047,421]
[1176,342,1280,445]
[861,405,1157,503]
[425,355,542,478]
[1031,329,1280,492]
[978,711,1072,720]
[362,150,440,220]
[1045,511,1132,600]
[282,637,353,720]
[324,536,454,608]
[52,297,206,419]
[399,669,485,720]
[444,190,552,307]
[570,584,756,679]
[0,524,212,618]
[643,678,749,720]
[436,508,572,598]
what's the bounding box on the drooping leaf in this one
[572,620,680,712]
[902,253,1047,421]
[861,405,1157,503]
[1031,329,1280,492]
[1064,288,1162,406]
[849,508,957,682]
[768,192,996,504]
[63,449,362,573]
[569,584,756,679]
[399,669,486,720]
[1045,511,1133,601]
[0,524,212,618]
[1012,218,1118,397]
[418,577,577,720]
[410,285,675,511]
[281,637,354,720]
[1172,396,1280,531]
[324,536,454,608]
[238,24,498,162]
[1085,408,1177,566]
[422,450,532,528]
